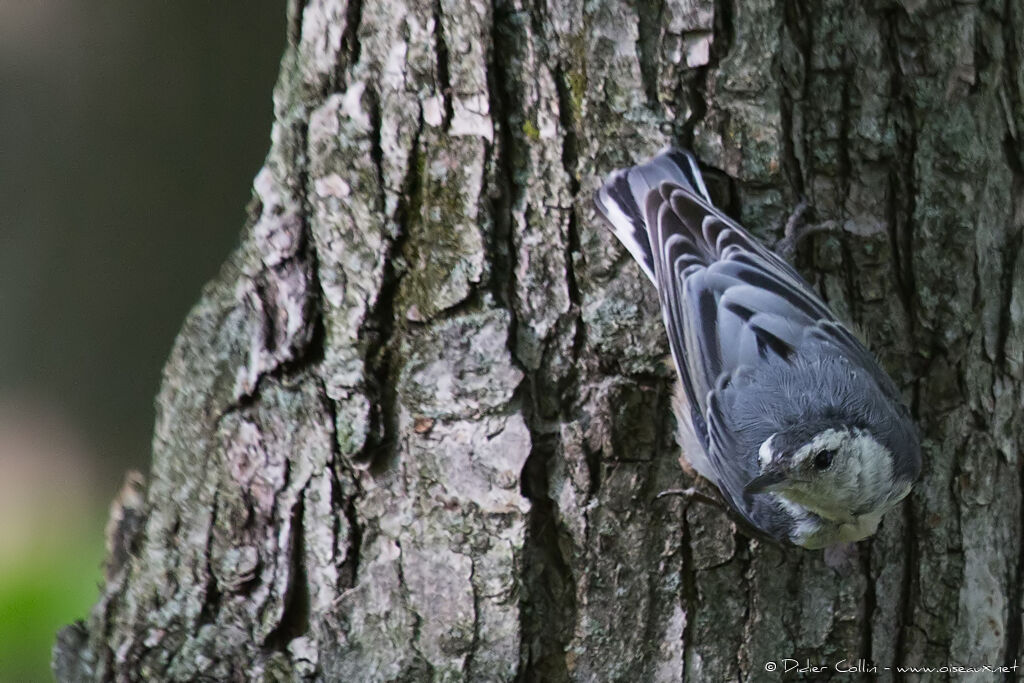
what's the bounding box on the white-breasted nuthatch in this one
[594,148,921,549]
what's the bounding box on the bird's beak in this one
[745,469,787,495]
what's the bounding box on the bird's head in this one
[744,422,906,524]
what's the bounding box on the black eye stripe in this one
[813,449,836,470]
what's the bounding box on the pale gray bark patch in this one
[56,0,1024,681]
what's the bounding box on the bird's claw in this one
[655,486,725,510]
[774,198,838,259]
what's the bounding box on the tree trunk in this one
[55,0,1024,680]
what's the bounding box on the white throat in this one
[758,434,776,467]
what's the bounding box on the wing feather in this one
[593,148,713,284]
[645,182,855,527]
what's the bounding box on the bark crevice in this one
[636,0,665,109]
[265,493,312,650]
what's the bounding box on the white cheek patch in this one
[847,431,895,496]
[758,434,776,468]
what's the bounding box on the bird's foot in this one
[774,198,839,260]
[655,486,725,510]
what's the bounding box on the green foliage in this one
[0,518,104,682]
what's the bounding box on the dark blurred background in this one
[0,2,285,678]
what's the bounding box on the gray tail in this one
[593,148,712,283]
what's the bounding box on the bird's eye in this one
[813,449,835,470]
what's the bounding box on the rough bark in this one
[55,0,1024,680]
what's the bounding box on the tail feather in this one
[594,148,711,283]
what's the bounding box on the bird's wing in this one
[646,183,837,414]
[645,183,853,519]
